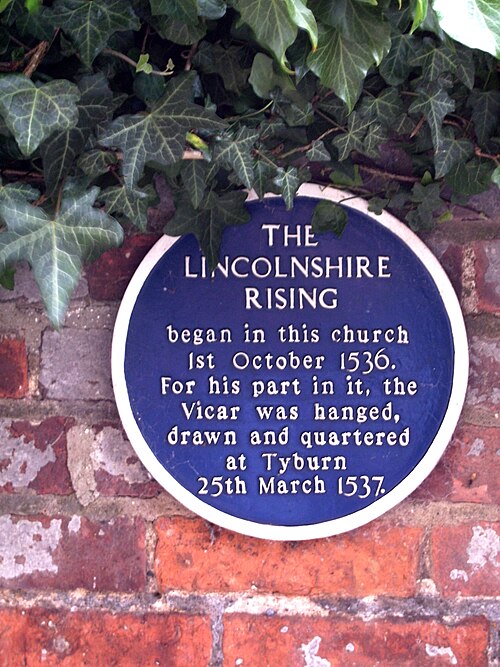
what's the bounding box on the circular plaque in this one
[112,184,468,540]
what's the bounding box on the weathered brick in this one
[86,234,160,301]
[0,515,146,592]
[40,328,113,400]
[223,615,489,667]
[474,240,500,314]
[431,522,500,597]
[466,335,500,413]
[0,335,28,398]
[0,417,73,495]
[412,424,500,504]
[425,238,463,299]
[0,608,211,667]
[154,517,421,596]
[91,424,162,498]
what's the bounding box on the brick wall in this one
[0,194,499,667]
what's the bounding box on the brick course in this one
[0,335,28,398]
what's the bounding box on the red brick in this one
[474,240,500,314]
[466,335,500,413]
[431,522,500,597]
[223,615,488,667]
[0,515,146,592]
[154,517,421,596]
[426,239,463,299]
[0,335,28,398]
[86,234,160,300]
[90,423,162,498]
[0,417,74,495]
[412,424,500,503]
[0,607,211,667]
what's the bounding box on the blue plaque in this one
[112,185,468,540]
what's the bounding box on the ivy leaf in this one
[232,0,298,70]
[379,33,413,85]
[306,139,330,161]
[181,160,210,209]
[410,0,428,32]
[311,200,348,236]
[363,122,387,158]
[284,0,318,51]
[312,0,391,65]
[194,43,250,94]
[249,52,298,100]
[491,166,500,188]
[434,129,473,179]
[307,26,374,110]
[358,87,404,126]
[168,190,250,271]
[0,265,15,290]
[40,74,115,196]
[0,188,123,326]
[273,166,300,209]
[252,160,276,199]
[411,43,456,80]
[0,75,80,156]
[150,0,198,24]
[0,178,39,204]
[50,0,140,67]
[445,158,494,197]
[99,73,226,189]
[433,0,500,59]
[213,128,259,189]
[154,14,207,44]
[198,0,226,20]
[101,184,157,231]
[468,90,500,146]
[333,112,370,160]
[136,53,153,74]
[408,83,455,150]
[77,149,118,178]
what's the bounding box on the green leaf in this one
[0,75,80,156]
[434,129,473,179]
[136,53,153,74]
[363,122,387,158]
[0,188,123,326]
[379,33,413,85]
[150,0,198,24]
[0,178,39,203]
[40,74,115,196]
[198,0,226,19]
[284,0,318,51]
[312,0,391,65]
[154,15,207,44]
[491,166,500,188]
[249,52,297,100]
[445,158,494,196]
[168,190,250,271]
[307,25,374,110]
[77,149,118,178]
[329,165,362,188]
[333,112,370,160]
[181,159,210,209]
[252,160,276,198]
[411,43,456,80]
[306,139,330,161]
[99,73,226,189]
[0,265,15,290]
[194,43,250,94]
[468,90,500,146]
[232,0,298,70]
[311,199,348,236]
[433,0,500,58]
[0,0,13,13]
[101,184,157,231]
[408,83,455,150]
[50,0,140,66]
[410,0,428,32]
[273,166,300,209]
[358,87,404,127]
[213,128,259,189]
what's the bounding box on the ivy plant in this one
[0,0,498,326]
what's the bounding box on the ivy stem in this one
[55,184,63,217]
[357,163,420,183]
[183,42,199,71]
[253,149,279,169]
[102,48,174,77]
[280,127,343,159]
[474,147,500,165]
